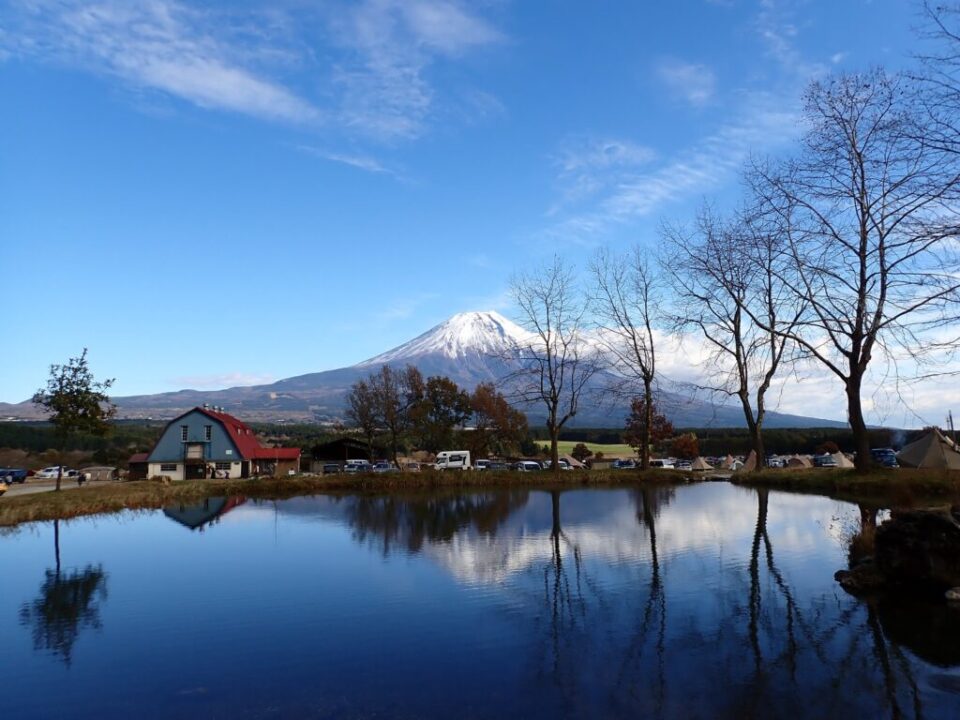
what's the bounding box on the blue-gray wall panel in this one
[148,410,242,462]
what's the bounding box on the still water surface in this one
[1,483,959,719]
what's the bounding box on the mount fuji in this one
[0,311,846,428]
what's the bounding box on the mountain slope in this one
[1,311,847,428]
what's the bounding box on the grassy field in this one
[540,440,637,457]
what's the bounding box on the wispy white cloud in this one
[3,0,505,142]
[544,91,800,243]
[329,0,504,141]
[656,58,717,106]
[4,0,320,123]
[296,144,401,177]
[171,372,276,389]
[549,136,657,214]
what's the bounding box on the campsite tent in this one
[831,453,855,469]
[722,454,737,470]
[691,457,713,471]
[80,466,117,481]
[897,428,960,469]
[787,455,813,468]
[741,450,758,472]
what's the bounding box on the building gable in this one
[147,409,243,463]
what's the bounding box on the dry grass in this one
[732,466,960,506]
[0,469,690,527]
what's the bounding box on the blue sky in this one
[1,0,945,424]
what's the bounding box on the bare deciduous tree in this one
[749,70,960,471]
[589,247,660,469]
[661,207,802,471]
[509,257,599,476]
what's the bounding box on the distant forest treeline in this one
[529,426,923,456]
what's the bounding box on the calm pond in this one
[1,483,959,719]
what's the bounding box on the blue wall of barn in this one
[148,409,242,462]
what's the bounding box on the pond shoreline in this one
[1,467,958,526]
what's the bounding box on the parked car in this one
[486,461,510,471]
[35,466,78,479]
[372,462,398,473]
[611,459,636,470]
[474,459,491,471]
[870,448,899,468]
[513,460,543,472]
[404,462,421,473]
[543,459,573,471]
[649,459,675,469]
[321,463,341,475]
[675,461,693,471]
[344,462,368,474]
[813,454,838,468]
[766,456,785,468]
[0,468,28,484]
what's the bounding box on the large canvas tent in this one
[831,452,855,469]
[787,455,813,468]
[691,457,713,471]
[897,428,960,469]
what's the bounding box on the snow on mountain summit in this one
[360,311,533,365]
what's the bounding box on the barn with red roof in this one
[139,405,300,480]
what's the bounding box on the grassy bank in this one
[0,470,690,527]
[732,467,960,506]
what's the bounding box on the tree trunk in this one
[750,423,765,475]
[549,421,560,478]
[641,378,653,470]
[56,463,63,493]
[847,376,872,473]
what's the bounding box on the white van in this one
[434,451,472,470]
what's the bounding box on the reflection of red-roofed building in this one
[132,406,300,480]
[163,496,247,532]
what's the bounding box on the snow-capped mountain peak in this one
[360,311,533,365]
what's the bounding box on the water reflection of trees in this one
[19,520,108,666]
[517,487,938,718]
[345,491,530,554]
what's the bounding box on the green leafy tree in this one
[32,349,116,491]
[571,442,593,463]
[345,379,378,461]
[409,376,472,454]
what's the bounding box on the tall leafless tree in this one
[748,70,960,471]
[509,256,599,476]
[914,2,960,155]
[589,247,661,469]
[661,207,802,471]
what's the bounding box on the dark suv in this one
[0,468,28,484]
[870,448,899,468]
